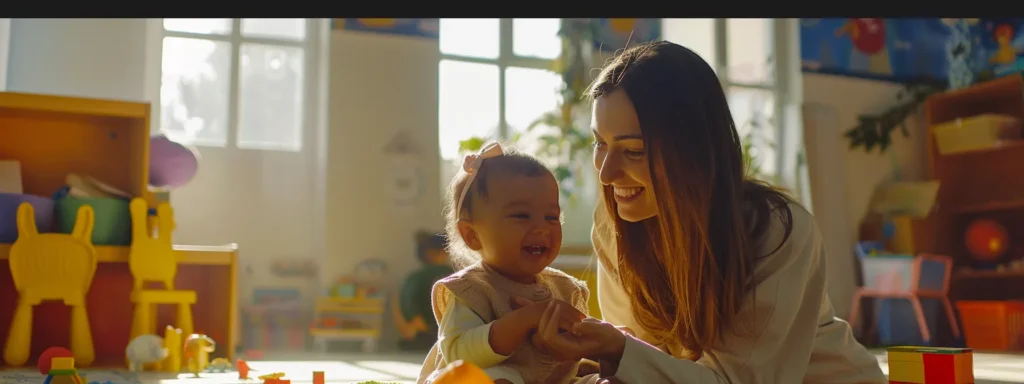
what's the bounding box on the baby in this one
[422,142,590,384]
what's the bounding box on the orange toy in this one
[965,219,1009,262]
[238,359,253,380]
[887,346,973,384]
[432,360,493,384]
[38,347,74,375]
[4,204,97,367]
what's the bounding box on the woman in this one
[529,41,887,383]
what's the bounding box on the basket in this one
[933,114,1023,155]
[956,300,1024,351]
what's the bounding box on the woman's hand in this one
[532,301,628,363]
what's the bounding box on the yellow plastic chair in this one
[126,198,196,347]
[3,203,97,366]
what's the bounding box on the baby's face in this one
[473,173,562,283]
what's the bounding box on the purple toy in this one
[0,193,54,243]
[149,135,200,189]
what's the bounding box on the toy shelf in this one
[0,244,235,265]
[0,91,238,368]
[914,75,1024,299]
[0,91,153,206]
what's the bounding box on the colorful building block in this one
[887,346,974,384]
[313,371,325,384]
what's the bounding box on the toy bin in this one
[956,300,1024,351]
[933,114,1023,155]
[0,193,54,242]
[54,197,132,245]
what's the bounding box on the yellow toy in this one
[209,357,232,372]
[432,360,493,384]
[184,333,216,377]
[128,198,197,345]
[129,198,177,291]
[886,346,973,384]
[258,372,286,380]
[44,357,85,384]
[3,204,97,367]
[157,326,183,373]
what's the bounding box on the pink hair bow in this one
[456,142,504,218]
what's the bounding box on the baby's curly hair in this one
[444,142,552,269]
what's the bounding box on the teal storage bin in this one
[54,197,132,245]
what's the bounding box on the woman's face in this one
[592,89,658,222]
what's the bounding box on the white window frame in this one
[439,18,559,146]
[157,18,323,153]
[713,18,801,192]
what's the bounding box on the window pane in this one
[727,86,776,176]
[439,60,500,160]
[242,18,306,41]
[237,44,305,151]
[513,18,561,59]
[164,18,232,35]
[440,19,499,59]
[662,18,716,72]
[505,66,562,139]
[726,18,774,85]
[160,37,232,146]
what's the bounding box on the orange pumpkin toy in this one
[965,219,1009,262]
[432,360,493,384]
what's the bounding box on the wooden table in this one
[0,244,238,367]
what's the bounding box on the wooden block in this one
[922,353,955,384]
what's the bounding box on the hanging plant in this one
[843,82,944,153]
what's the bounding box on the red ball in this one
[37,346,73,374]
[965,219,1010,261]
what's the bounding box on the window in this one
[438,18,563,162]
[663,19,797,186]
[159,18,311,151]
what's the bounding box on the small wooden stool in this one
[130,290,197,341]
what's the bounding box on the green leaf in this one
[458,137,486,153]
[553,166,572,183]
[527,111,563,132]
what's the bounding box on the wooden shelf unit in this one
[0,92,238,367]
[919,75,1024,300]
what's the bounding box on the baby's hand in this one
[509,296,584,332]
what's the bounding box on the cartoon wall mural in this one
[801,18,995,88]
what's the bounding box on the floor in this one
[1,350,1021,383]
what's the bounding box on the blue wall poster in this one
[333,19,439,40]
[593,19,662,52]
[800,18,991,86]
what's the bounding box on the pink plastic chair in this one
[848,253,960,343]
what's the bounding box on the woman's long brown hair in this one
[588,41,794,360]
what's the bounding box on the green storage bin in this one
[54,197,132,246]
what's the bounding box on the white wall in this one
[324,30,442,347]
[6,19,148,101]
[802,73,928,318]
[0,19,10,91]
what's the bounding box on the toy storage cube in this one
[877,298,941,346]
[956,300,1024,351]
